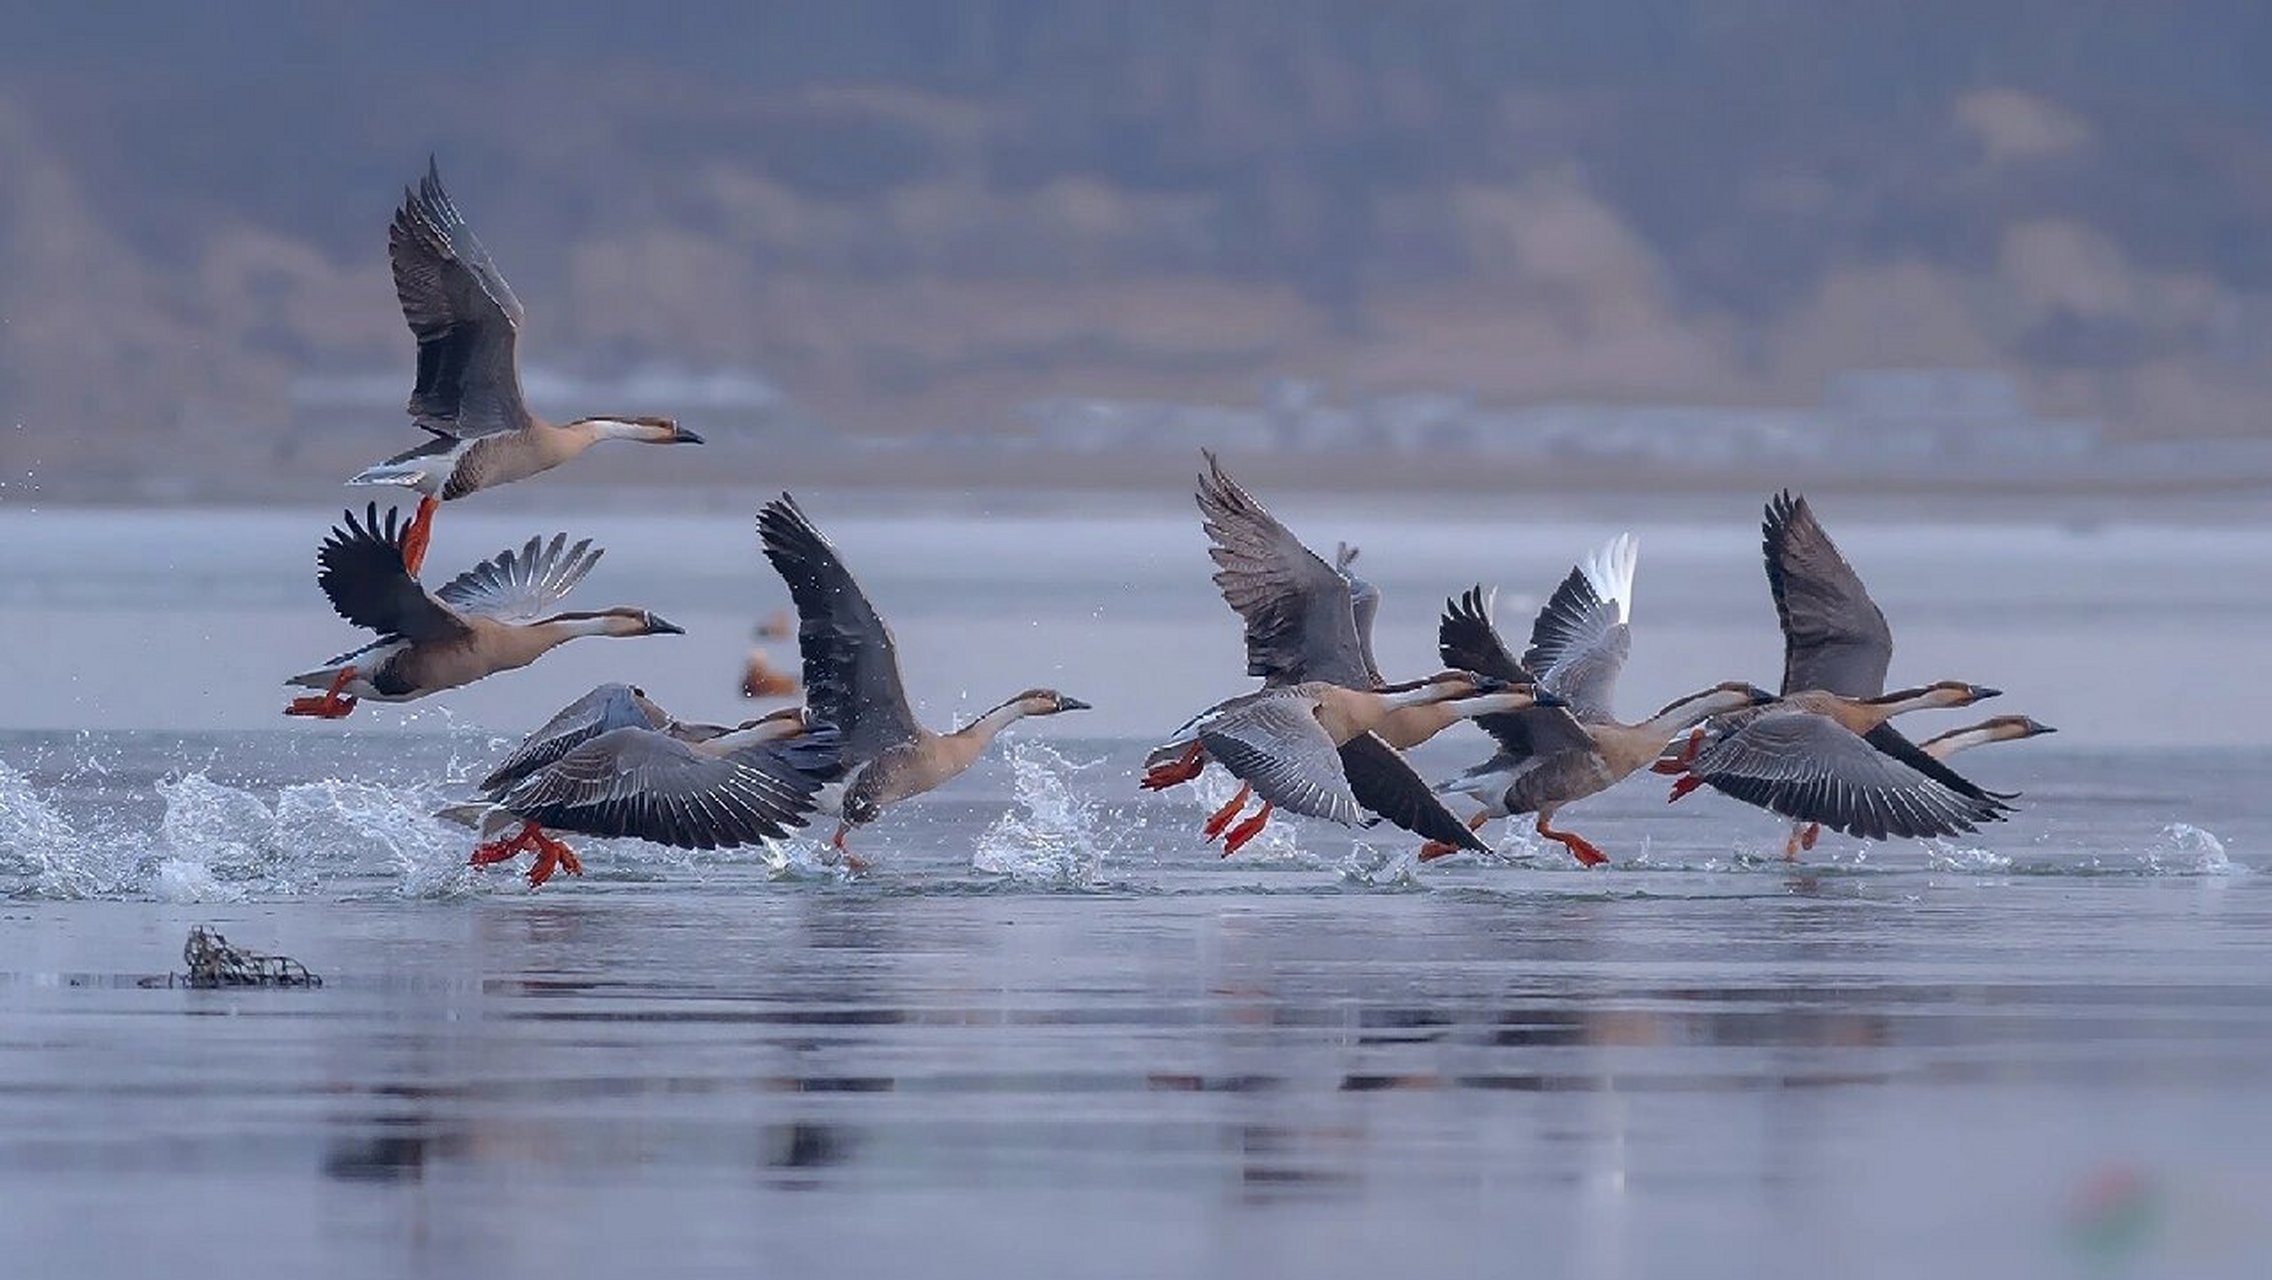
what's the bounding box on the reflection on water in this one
[6,878,2272,1277]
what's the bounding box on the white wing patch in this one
[1580,532,1639,624]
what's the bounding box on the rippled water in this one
[3,729,2269,1278]
[3,502,2270,1276]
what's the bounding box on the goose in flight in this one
[450,684,840,887]
[1655,492,2013,855]
[757,493,1090,866]
[1148,673,1554,854]
[349,160,702,574]
[1427,535,1777,866]
[1143,452,1510,853]
[281,503,680,718]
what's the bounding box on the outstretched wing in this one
[1523,534,1636,722]
[500,727,827,850]
[389,158,531,439]
[1197,451,1372,689]
[758,494,922,758]
[1338,731,1488,852]
[1335,542,1387,687]
[1764,492,1892,697]
[1438,586,1588,760]
[1195,693,1363,824]
[315,503,467,642]
[1692,709,2007,841]
[479,683,660,795]
[434,533,603,623]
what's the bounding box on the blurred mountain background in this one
[3,0,2270,497]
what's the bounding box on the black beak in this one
[1468,673,1510,694]
[2026,720,2057,736]
[1970,685,2003,702]
[645,614,686,636]
[1532,687,1568,708]
[672,425,705,445]
[1750,688,1778,705]
[1056,696,1093,712]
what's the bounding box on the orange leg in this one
[1799,822,1821,851]
[1220,802,1273,856]
[828,824,873,874]
[525,829,583,888]
[1537,815,1608,868]
[469,821,539,866]
[1651,727,1708,775]
[1418,811,1491,862]
[1141,742,1206,791]
[400,494,440,577]
[1202,782,1252,840]
[1666,774,1704,803]
[284,666,360,719]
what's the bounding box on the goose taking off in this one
[282,503,681,718]
[757,493,1091,866]
[1149,674,1556,855]
[1426,535,1778,866]
[1653,492,2014,855]
[348,160,702,574]
[450,684,841,886]
[1149,452,1509,852]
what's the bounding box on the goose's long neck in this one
[1640,688,1743,738]
[1444,689,1536,720]
[1383,683,1460,711]
[951,700,1030,748]
[1921,723,2001,760]
[1865,686,1958,722]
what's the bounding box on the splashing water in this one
[973,740,1116,885]
[0,763,113,899]
[4,765,485,901]
[2143,823,2240,876]
[158,773,289,887]
[1927,843,2015,874]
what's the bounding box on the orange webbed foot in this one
[525,831,582,888]
[1220,803,1273,856]
[1141,743,1206,792]
[400,495,439,577]
[1202,782,1251,840]
[284,666,359,718]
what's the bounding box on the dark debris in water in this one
[165,925,322,989]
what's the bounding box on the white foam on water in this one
[0,762,114,899]
[272,777,478,898]
[973,740,1114,885]
[2143,822,2241,876]
[157,773,288,885]
[150,856,245,904]
[1926,842,2015,873]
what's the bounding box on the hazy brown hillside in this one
[3,1,2271,493]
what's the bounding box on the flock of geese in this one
[278,162,2051,888]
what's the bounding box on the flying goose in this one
[1149,674,1555,854]
[349,160,702,574]
[1655,492,2013,855]
[451,684,840,886]
[1147,452,1507,852]
[757,493,1091,865]
[1425,536,1778,866]
[282,503,680,718]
